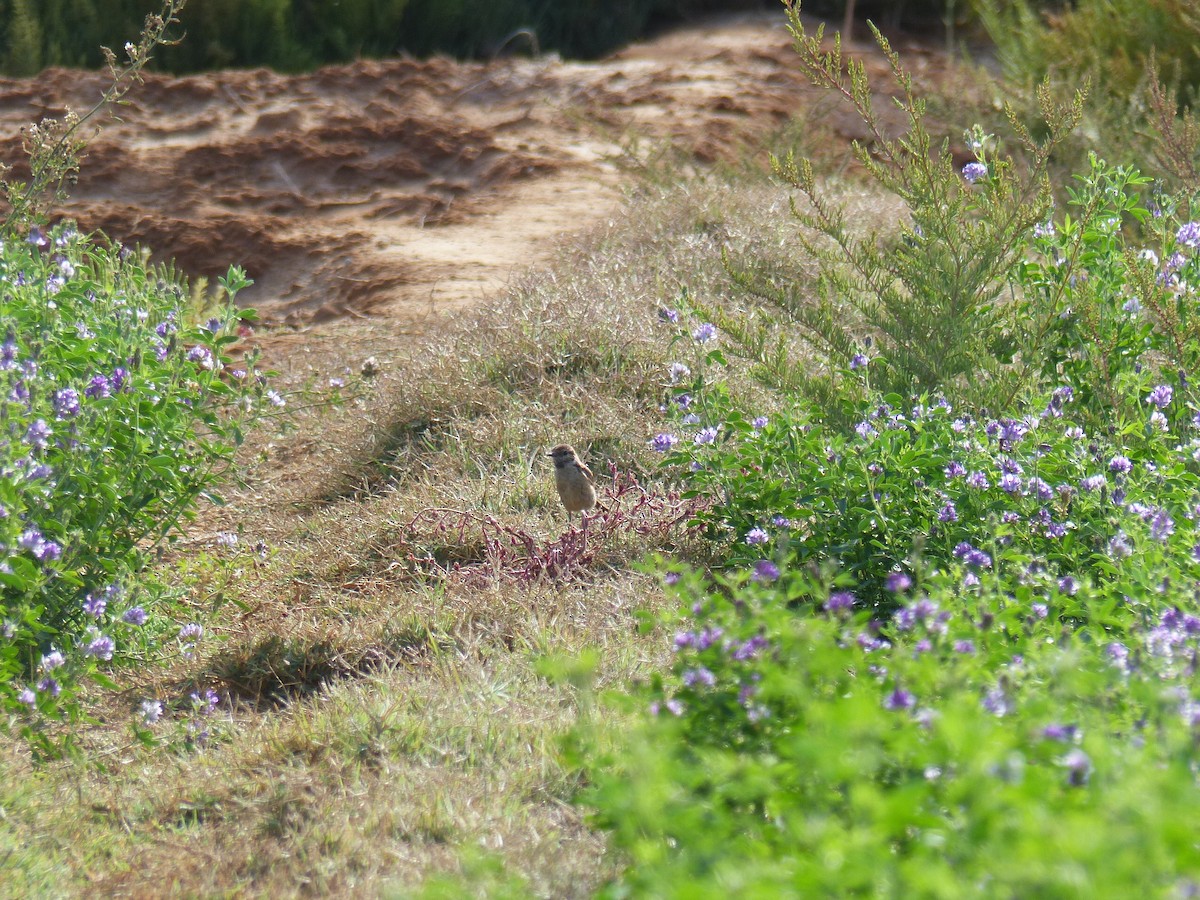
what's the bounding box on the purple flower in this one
[885,571,913,593]
[40,650,65,671]
[19,528,61,561]
[884,687,916,710]
[694,426,718,445]
[1108,455,1132,475]
[668,362,690,384]
[83,592,107,618]
[752,559,780,583]
[140,699,164,724]
[85,374,111,399]
[673,393,692,410]
[1042,723,1077,742]
[938,501,958,523]
[982,687,1010,716]
[649,433,678,453]
[954,639,976,654]
[751,416,769,430]
[186,346,214,370]
[825,591,856,613]
[85,633,115,661]
[1061,748,1092,786]
[178,623,203,641]
[1148,384,1174,409]
[110,367,129,392]
[1107,531,1133,559]
[1032,602,1049,619]
[692,323,717,343]
[122,606,148,626]
[53,388,80,419]
[657,307,680,324]
[1150,509,1175,542]
[772,515,790,528]
[999,473,1022,494]
[1177,222,1200,248]
[18,687,35,708]
[266,389,286,408]
[0,336,16,370]
[1058,576,1079,596]
[1080,474,1107,493]
[966,472,990,490]
[962,162,988,183]
[944,461,966,478]
[745,527,770,546]
[849,353,869,370]
[24,419,51,450]
[682,667,717,688]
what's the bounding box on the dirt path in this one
[0,10,950,330]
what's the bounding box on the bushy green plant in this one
[1014,154,1200,427]
[720,5,1083,411]
[585,330,1200,892]
[0,225,273,757]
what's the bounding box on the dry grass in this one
[0,161,901,897]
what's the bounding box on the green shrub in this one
[0,226,270,757]
[719,7,1083,412]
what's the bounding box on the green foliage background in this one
[0,0,1067,75]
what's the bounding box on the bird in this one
[546,444,597,522]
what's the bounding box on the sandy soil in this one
[0,10,953,329]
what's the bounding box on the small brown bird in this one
[547,444,597,521]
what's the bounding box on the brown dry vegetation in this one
[0,11,950,897]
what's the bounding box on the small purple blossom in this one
[1177,221,1200,248]
[825,591,856,613]
[140,699,164,724]
[962,162,988,183]
[694,426,718,445]
[1107,531,1133,559]
[1150,509,1175,542]
[84,374,111,399]
[83,592,107,618]
[682,667,717,688]
[938,501,958,523]
[186,345,215,370]
[1080,474,1107,493]
[954,640,976,654]
[849,353,869,370]
[944,461,966,478]
[658,307,680,324]
[745,527,770,546]
[966,471,990,490]
[667,362,690,384]
[18,687,35,708]
[1148,384,1174,409]
[999,473,1022,494]
[884,687,916,710]
[982,687,1010,717]
[40,650,65,672]
[179,623,203,641]
[885,571,913,593]
[85,633,115,661]
[692,323,717,343]
[24,419,51,450]
[1061,748,1092,786]
[649,433,678,453]
[53,387,80,419]
[752,559,780,583]
[751,416,769,430]
[1058,576,1079,596]
[122,606,148,626]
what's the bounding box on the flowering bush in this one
[0,223,272,756]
